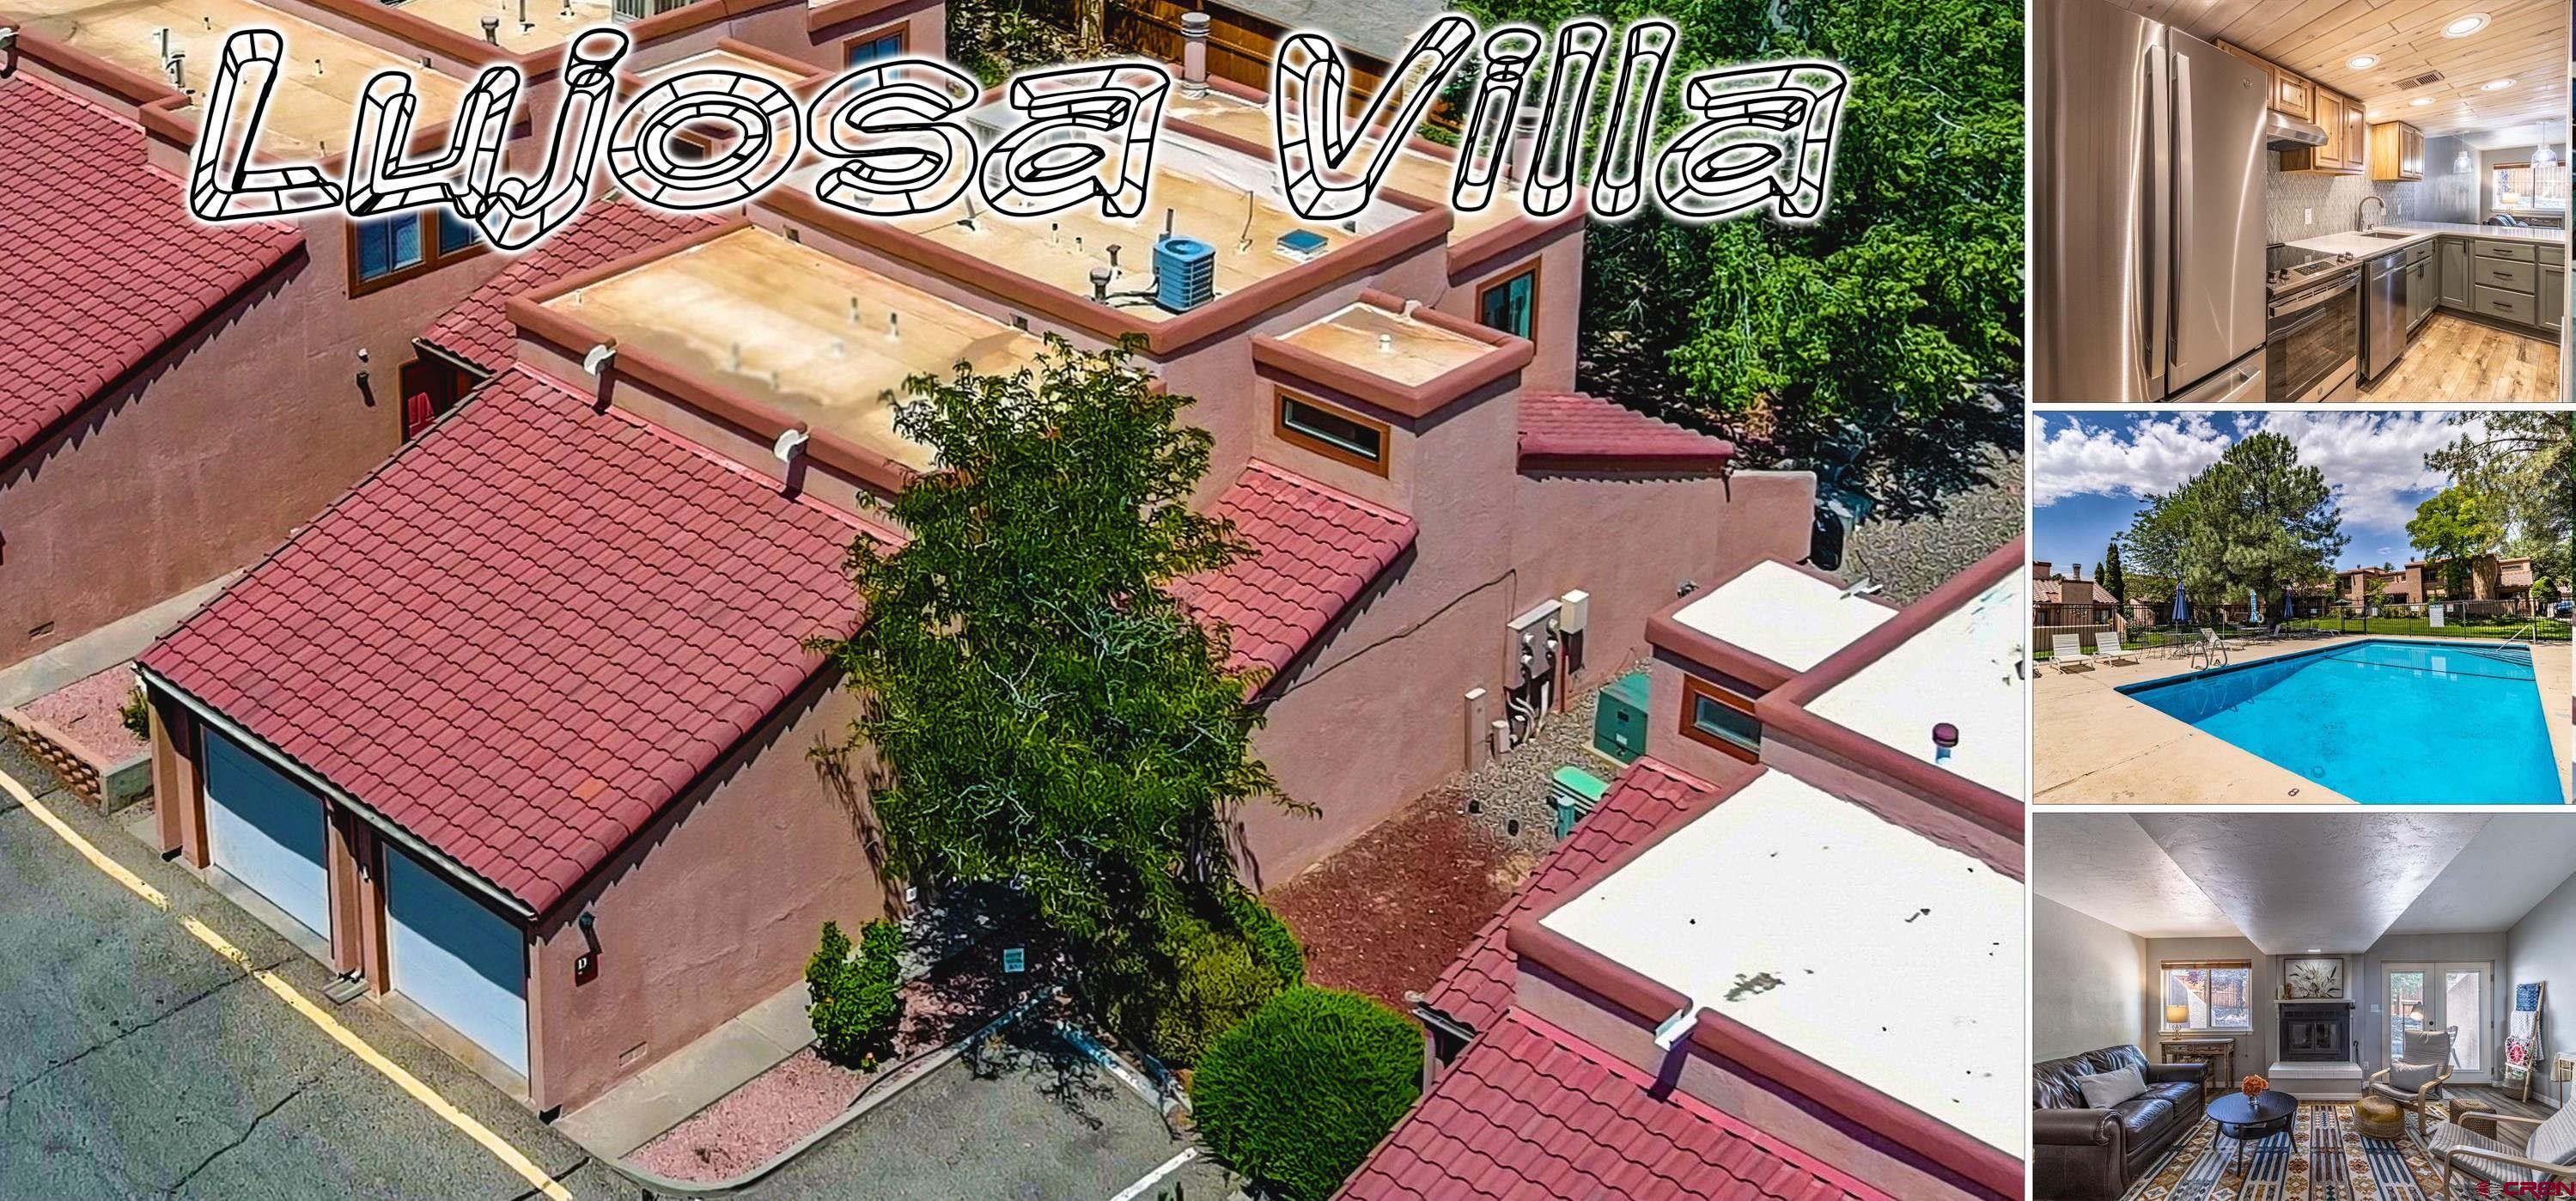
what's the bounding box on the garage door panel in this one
[203,733,332,940]
[386,850,528,1076]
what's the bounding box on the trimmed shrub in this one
[807,919,904,1068]
[1108,895,1306,1066]
[1190,986,1423,1201]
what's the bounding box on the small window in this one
[844,28,904,67]
[1477,266,1536,339]
[1678,676,1759,762]
[2161,962,2254,1032]
[1276,393,1389,475]
[350,209,484,295]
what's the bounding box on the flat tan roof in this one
[18,0,468,151]
[1166,89,1515,244]
[379,0,615,56]
[631,47,811,90]
[854,128,1410,324]
[542,226,1045,469]
[1276,302,1491,387]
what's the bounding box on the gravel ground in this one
[1266,795,1519,1009]
[15,661,147,763]
[1452,663,1636,858]
[1841,448,2027,605]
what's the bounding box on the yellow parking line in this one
[2,768,574,1201]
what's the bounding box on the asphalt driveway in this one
[0,740,1242,1200]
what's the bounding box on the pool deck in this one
[2034,635,2573,806]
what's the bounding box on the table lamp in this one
[2166,1004,2191,1030]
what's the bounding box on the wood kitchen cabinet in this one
[2370,121,2425,181]
[2284,90,2363,175]
[2220,41,2316,123]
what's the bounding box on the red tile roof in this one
[1176,460,1416,679]
[139,369,866,913]
[0,76,303,466]
[420,198,718,373]
[1338,1008,1884,1201]
[1422,758,1727,1034]
[1518,393,1734,473]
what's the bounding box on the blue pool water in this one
[2118,640,2561,804]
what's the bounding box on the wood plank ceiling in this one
[2100,0,2567,137]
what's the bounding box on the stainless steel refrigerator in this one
[2036,0,2269,403]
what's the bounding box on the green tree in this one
[1460,0,2022,517]
[815,338,1291,977]
[2127,432,2344,608]
[2100,542,2128,610]
[1191,987,1424,1201]
[2408,485,2506,600]
[2425,412,2571,590]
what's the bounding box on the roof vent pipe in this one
[1933,722,1958,764]
[1088,265,1113,302]
[0,27,20,53]
[166,51,186,92]
[1179,13,1212,98]
[481,15,499,44]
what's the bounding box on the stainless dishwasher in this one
[2361,247,2410,381]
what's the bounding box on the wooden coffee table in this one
[2208,1090,2298,1177]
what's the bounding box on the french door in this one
[2386,962,2494,1084]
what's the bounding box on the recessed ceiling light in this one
[2484,78,2515,90]
[2307,948,2323,954]
[2349,54,2378,69]
[2443,13,2489,37]
[2412,96,2435,106]
[2368,111,2384,119]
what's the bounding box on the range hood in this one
[2266,111,2327,148]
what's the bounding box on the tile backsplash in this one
[2263,134,2477,243]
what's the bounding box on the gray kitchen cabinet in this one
[2408,257,2433,331]
[2439,239,2471,310]
[2543,264,2566,334]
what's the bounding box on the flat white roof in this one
[1806,576,2025,795]
[1670,561,1895,672]
[1540,771,2023,1154]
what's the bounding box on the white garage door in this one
[386,849,528,1077]
[204,732,332,940]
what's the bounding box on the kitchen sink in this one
[2357,230,2414,239]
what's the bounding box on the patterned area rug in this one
[2124,1103,2455,1201]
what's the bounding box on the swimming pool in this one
[2117,639,2561,804]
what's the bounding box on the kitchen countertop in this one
[2286,222,2567,259]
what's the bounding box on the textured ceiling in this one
[2036,813,2576,953]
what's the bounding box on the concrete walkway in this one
[556,980,814,1158]
[2035,635,2572,805]
[0,574,236,710]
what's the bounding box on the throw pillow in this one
[2388,1060,2442,1091]
[2076,1067,2148,1108]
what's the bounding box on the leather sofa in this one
[2033,1046,2208,1200]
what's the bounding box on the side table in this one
[2159,1038,2237,1100]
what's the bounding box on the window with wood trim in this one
[2492,161,2569,214]
[843,27,905,67]
[2161,960,2254,1031]
[1678,675,1759,763]
[349,210,484,296]
[1476,265,1537,339]
[1275,392,1389,475]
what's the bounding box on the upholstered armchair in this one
[2432,1105,2576,1193]
[2366,1030,2454,1131]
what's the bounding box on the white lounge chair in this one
[2050,633,2093,672]
[2093,632,2140,666]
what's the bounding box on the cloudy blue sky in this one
[2031,411,2483,577]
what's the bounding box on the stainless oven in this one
[2267,268,2360,403]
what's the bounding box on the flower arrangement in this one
[2242,1074,2269,1098]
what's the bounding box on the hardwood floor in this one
[2358,313,2562,403]
[2446,1083,2560,1121]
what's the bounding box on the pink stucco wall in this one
[1434,227,1585,393]
[0,217,508,666]
[525,672,890,1114]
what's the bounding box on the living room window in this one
[2492,161,2569,215]
[2162,960,2253,1031]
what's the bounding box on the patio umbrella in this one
[2282,587,2296,626]
[2171,588,2189,626]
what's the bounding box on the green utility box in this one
[1592,669,1650,765]
[1550,767,1611,840]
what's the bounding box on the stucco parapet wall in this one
[1189,73,1588,275]
[752,131,1454,360]
[501,217,924,497]
[1498,762,2023,1200]
[1249,287,1532,419]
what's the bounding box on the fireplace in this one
[2281,1003,2350,1063]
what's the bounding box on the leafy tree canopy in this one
[2425,412,2571,588]
[2407,485,2506,598]
[2124,431,2344,605]
[1459,0,2023,516]
[816,338,1287,964]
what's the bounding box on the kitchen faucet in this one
[2358,195,2387,232]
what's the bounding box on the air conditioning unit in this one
[612,0,690,21]
[1154,236,1216,312]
